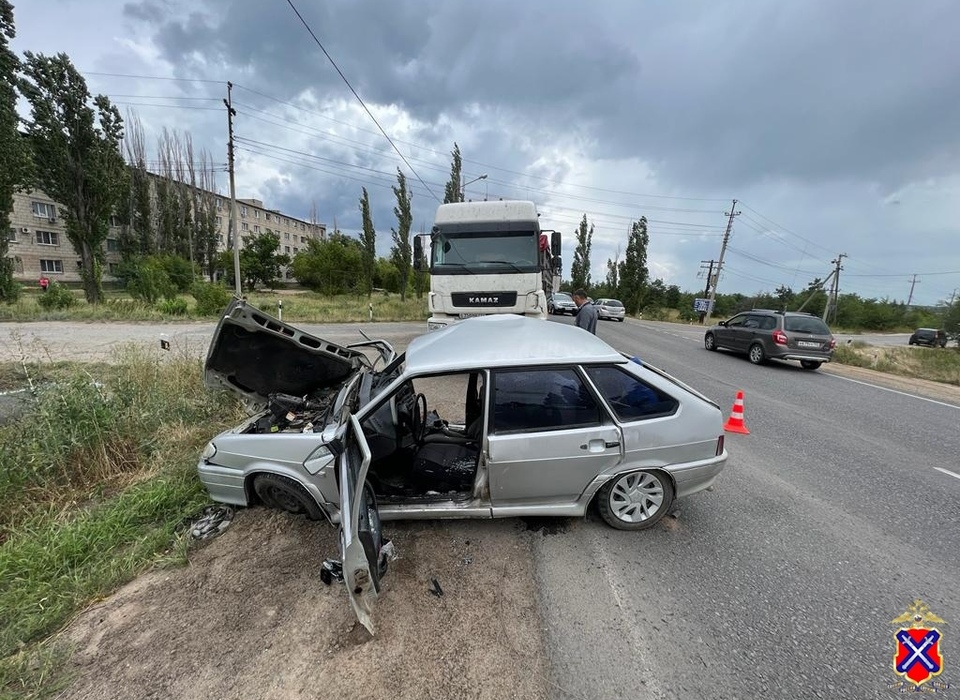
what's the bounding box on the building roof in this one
[404,315,623,375]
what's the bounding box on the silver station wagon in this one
[198,300,728,631]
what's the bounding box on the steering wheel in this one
[411,393,428,445]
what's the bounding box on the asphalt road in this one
[539,316,959,699]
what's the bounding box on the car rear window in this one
[584,366,679,421]
[784,317,831,334]
[604,300,624,308]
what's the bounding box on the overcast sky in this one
[13,0,960,306]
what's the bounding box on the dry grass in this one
[832,342,960,385]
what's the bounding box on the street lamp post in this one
[460,173,487,201]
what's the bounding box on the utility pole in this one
[906,274,920,306]
[697,259,716,324]
[822,253,847,323]
[704,199,740,322]
[224,81,241,297]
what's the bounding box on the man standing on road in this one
[572,289,598,334]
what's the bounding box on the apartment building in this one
[7,188,326,285]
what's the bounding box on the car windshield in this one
[431,230,539,274]
[784,317,831,334]
[554,293,572,301]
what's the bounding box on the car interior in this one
[361,371,485,502]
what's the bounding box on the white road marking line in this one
[934,467,960,480]
[824,374,960,410]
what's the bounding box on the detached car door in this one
[338,414,389,634]
[486,367,623,512]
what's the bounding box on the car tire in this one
[618,318,624,322]
[597,470,674,530]
[253,473,323,520]
[748,343,766,365]
[799,360,822,370]
[704,332,717,351]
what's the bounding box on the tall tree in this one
[604,245,621,297]
[443,142,463,204]
[391,169,413,301]
[0,1,30,303]
[618,217,649,315]
[218,230,289,291]
[359,186,376,296]
[570,214,593,291]
[120,110,154,259]
[20,52,127,303]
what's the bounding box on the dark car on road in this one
[909,328,947,348]
[704,309,836,370]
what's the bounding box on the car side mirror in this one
[413,235,424,272]
[550,231,561,257]
[718,321,727,327]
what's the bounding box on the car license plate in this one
[797,341,820,348]
[459,313,482,319]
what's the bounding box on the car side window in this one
[584,366,679,422]
[726,315,747,327]
[760,316,777,330]
[743,317,760,329]
[492,368,602,434]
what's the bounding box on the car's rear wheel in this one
[748,343,766,364]
[597,470,674,530]
[253,473,322,520]
[704,332,717,351]
[800,360,822,370]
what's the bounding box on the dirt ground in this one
[57,511,550,700]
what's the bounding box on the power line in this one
[282,0,440,202]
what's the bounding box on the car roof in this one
[405,315,624,375]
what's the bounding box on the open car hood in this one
[204,298,371,409]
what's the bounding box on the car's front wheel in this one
[748,343,766,365]
[253,473,323,520]
[800,360,822,370]
[597,470,674,530]
[704,332,717,351]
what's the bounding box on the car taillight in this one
[716,435,725,456]
[772,330,788,345]
[828,338,836,349]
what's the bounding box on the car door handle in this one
[580,439,621,452]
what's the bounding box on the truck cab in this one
[415,200,561,331]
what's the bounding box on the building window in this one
[293,247,299,254]
[301,236,307,244]
[284,218,289,226]
[6,228,15,243]
[284,246,290,254]
[241,222,249,232]
[36,230,59,246]
[216,216,223,227]
[40,259,64,274]
[254,210,260,219]
[108,262,121,275]
[109,215,122,227]
[266,212,272,222]
[254,225,261,233]
[284,232,289,240]
[216,198,223,210]
[106,239,120,253]
[240,205,247,217]
[31,201,57,219]
[12,255,23,273]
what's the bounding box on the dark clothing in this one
[575,302,598,334]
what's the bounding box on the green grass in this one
[832,343,960,385]
[0,349,246,698]
[0,289,428,323]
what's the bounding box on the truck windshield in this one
[431,230,539,274]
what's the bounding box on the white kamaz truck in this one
[414,200,562,331]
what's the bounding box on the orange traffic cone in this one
[723,391,750,434]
